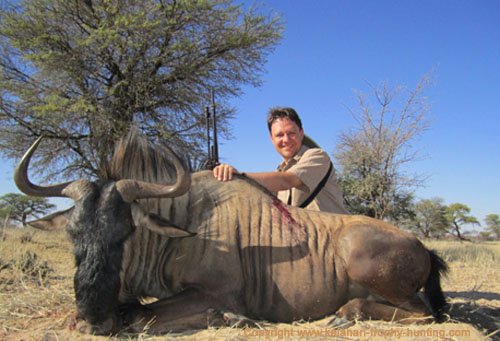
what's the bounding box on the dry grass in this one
[0,227,498,340]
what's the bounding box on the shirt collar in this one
[278,145,308,171]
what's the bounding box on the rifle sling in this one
[287,162,333,208]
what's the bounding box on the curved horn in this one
[14,136,74,198]
[115,144,191,203]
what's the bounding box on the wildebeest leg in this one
[332,297,433,325]
[337,224,436,323]
[121,287,229,334]
[218,311,260,328]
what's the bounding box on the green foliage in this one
[403,197,448,238]
[0,193,55,226]
[445,203,480,241]
[484,214,500,239]
[0,207,11,220]
[0,0,282,179]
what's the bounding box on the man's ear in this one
[26,207,74,231]
[131,204,196,238]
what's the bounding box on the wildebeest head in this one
[14,134,193,333]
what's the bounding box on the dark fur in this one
[68,129,183,327]
[67,182,134,326]
[424,250,449,320]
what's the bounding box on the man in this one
[213,107,349,214]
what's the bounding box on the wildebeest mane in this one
[107,128,276,199]
[107,128,185,184]
[105,128,199,222]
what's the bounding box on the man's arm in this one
[213,163,303,192]
[245,171,303,192]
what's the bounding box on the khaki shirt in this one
[277,146,349,214]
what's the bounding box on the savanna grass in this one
[0,227,496,340]
[424,239,499,263]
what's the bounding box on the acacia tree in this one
[405,198,448,239]
[484,214,500,240]
[0,206,10,221]
[0,193,55,226]
[0,0,282,179]
[445,203,479,241]
[334,75,431,220]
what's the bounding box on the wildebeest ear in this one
[26,207,74,231]
[131,204,195,238]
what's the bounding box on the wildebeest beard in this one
[66,180,134,327]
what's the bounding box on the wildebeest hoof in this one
[74,317,116,335]
[119,303,154,333]
[327,316,353,329]
[205,309,257,328]
[119,302,148,325]
[222,311,259,328]
[205,308,227,327]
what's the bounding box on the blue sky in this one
[1,0,499,230]
[221,0,500,228]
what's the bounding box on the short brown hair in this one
[267,107,303,132]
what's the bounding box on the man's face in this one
[270,117,304,161]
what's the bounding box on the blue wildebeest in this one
[14,131,447,335]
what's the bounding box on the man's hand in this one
[213,163,239,181]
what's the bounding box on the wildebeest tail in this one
[424,250,448,321]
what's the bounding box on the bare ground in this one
[0,228,498,340]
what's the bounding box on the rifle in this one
[202,90,219,170]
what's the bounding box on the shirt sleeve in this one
[287,148,331,193]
